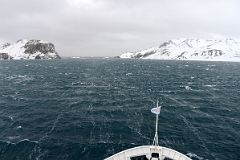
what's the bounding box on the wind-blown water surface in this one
[0,59,239,160]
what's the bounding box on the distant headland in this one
[0,39,61,60]
[119,38,240,62]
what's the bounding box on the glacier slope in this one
[120,38,240,61]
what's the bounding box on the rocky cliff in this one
[0,39,61,60]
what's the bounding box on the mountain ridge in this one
[0,39,61,60]
[120,38,240,61]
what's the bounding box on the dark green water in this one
[0,59,239,160]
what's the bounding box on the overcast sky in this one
[1,0,240,57]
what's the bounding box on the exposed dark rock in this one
[0,39,61,60]
[177,52,187,59]
[120,38,240,61]
[159,42,170,48]
[0,43,11,49]
[35,55,41,59]
[0,53,10,60]
[24,40,55,54]
[142,51,155,58]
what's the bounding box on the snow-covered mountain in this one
[0,39,61,60]
[120,38,240,61]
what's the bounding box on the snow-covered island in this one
[0,39,61,60]
[119,38,240,62]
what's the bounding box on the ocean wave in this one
[185,86,192,90]
[186,152,204,160]
[0,59,239,160]
[5,75,34,83]
[204,84,216,87]
[0,139,39,145]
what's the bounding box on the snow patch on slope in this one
[120,38,240,62]
[0,39,60,60]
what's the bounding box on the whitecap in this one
[185,86,192,90]
[8,136,20,140]
[18,139,39,144]
[126,73,133,76]
[8,75,34,82]
[205,84,216,87]
[186,152,204,160]
[8,116,13,121]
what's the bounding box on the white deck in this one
[104,145,192,160]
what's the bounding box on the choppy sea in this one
[0,58,239,160]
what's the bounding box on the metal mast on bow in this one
[152,100,161,146]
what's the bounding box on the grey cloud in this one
[0,0,240,57]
